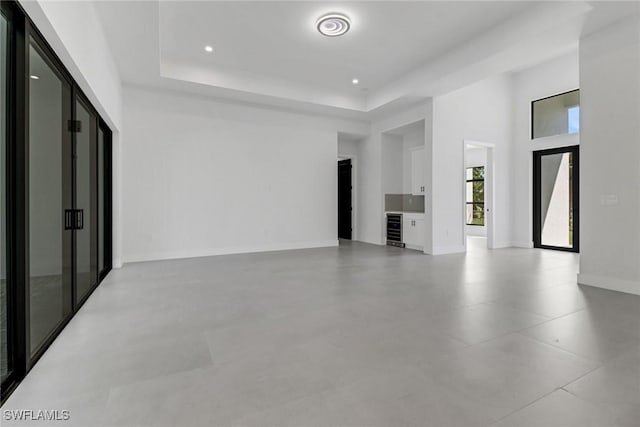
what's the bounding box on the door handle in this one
[63,209,84,230]
[64,209,74,230]
[76,209,84,230]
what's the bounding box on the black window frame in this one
[532,145,580,253]
[1,0,113,404]
[530,89,580,140]
[465,166,485,227]
[98,119,112,281]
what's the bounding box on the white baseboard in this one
[430,245,466,255]
[512,240,534,248]
[492,241,514,249]
[405,244,423,251]
[577,273,640,296]
[355,237,385,246]
[124,240,339,264]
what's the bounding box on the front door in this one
[533,146,579,252]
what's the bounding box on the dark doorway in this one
[337,159,352,240]
[533,145,579,252]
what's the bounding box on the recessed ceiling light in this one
[352,78,359,85]
[30,75,39,80]
[316,13,351,37]
[204,45,213,53]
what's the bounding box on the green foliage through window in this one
[466,166,485,226]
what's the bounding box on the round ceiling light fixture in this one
[316,13,351,37]
[204,45,213,53]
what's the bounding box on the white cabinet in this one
[410,147,425,196]
[403,215,424,250]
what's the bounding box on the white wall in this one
[337,139,359,159]
[122,86,367,262]
[431,74,513,254]
[578,17,640,295]
[511,52,579,248]
[402,124,426,194]
[381,133,403,195]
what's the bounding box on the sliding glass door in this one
[74,96,98,304]
[1,7,10,386]
[533,146,579,252]
[27,38,74,355]
[28,37,103,353]
[2,0,112,403]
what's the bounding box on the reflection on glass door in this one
[533,146,579,252]
[1,9,10,383]
[28,40,73,355]
[74,97,97,304]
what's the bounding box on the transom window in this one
[532,89,580,139]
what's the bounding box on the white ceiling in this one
[94,1,640,118]
[159,1,532,93]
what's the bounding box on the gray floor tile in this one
[3,240,637,427]
[563,345,640,427]
[492,389,626,427]
[497,284,589,318]
[421,333,601,420]
[425,302,550,345]
[235,365,498,427]
[520,309,640,362]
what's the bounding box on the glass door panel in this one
[98,127,104,275]
[1,9,9,382]
[28,40,73,355]
[74,98,97,303]
[533,146,579,252]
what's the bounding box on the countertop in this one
[385,211,425,217]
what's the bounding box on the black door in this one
[533,145,579,252]
[337,159,352,240]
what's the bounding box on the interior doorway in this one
[463,141,495,250]
[533,145,579,252]
[337,159,352,240]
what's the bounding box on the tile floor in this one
[2,239,639,426]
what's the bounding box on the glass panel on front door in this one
[534,146,578,252]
